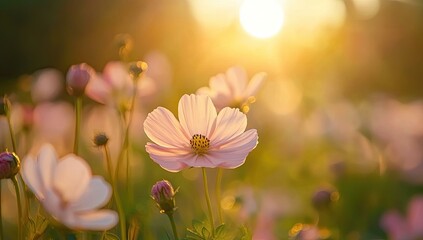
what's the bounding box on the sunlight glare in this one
[239,0,284,39]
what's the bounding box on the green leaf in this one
[201,227,210,239]
[103,232,120,240]
[192,220,204,234]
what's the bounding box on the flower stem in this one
[73,97,82,155]
[104,145,126,240]
[12,176,22,240]
[0,182,3,240]
[216,168,223,224]
[5,100,29,236]
[166,213,179,240]
[115,79,138,205]
[6,105,17,152]
[201,168,215,236]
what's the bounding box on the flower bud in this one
[151,180,176,214]
[128,61,148,80]
[0,151,20,179]
[93,133,109,147]
[2,96,11,117]
[66,63,94,96]
[312,188,337,211]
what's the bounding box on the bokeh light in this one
[239,0,284,39]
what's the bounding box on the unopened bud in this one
[66,63,94,96]
[312,188,337,211]
[93,133,109,147]
[128,61,148,80]
[151,180,176,214]
[0,151,20,179]
[2,96,11,117]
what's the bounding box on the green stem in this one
[0,181,3,240]
[166,213,179,240]
[216,168,223,224]
[5,103,30,226]
[202,168,215,236]
[104,145,126,240]
[12,176,22,240]
[6,108,17,152]
[115,79,138,204]
[73,97,82,155]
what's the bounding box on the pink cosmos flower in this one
[21,144,118,230]
[197,66,266,111]
[381,196,423,240]
[85,61,156,111]
[143,94,258,172]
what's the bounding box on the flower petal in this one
[73,210,118,230]
[207,129,258,168]
[210,107,247,147]
[408,196,423,233]
[68,176,112,213]
[209,74,231,98]
[380,210,408,240]
[85,74,111,104]
[244,72,266,98]
[146,142,192,172]
[226,66,247,98]
[178,94,217,137]
[144,107,189,148]
[42,188,70,226]
[36,144,57,191]
[22,155,45,199]
[103,61,132,90]
[52,154,91,203]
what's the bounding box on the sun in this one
[239,0,284,39]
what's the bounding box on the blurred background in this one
[1,0,423,99]
[2,0,423,239]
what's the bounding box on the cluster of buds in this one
[0,151,20,179]
[151,180,177,215]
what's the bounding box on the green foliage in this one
[102,232,120,240]
[26,213,48,240]
[184,220,251,240]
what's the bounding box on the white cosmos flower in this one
[21,144,118,230]
[143,94,258,172]
[197,66,266,111]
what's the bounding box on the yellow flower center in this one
[190,134,210,155]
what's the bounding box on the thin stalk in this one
[0,182,3,240]
[73,97,82,155]
[115,80,138,204]
[6,103,29,235]
[166,213,179,240]
[216,168,223,224]
[12,176,22,240]
[6,108,17,152]
[104,145,126,240]
[202,168,215,236]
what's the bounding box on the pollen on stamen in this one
[190,134,210,155]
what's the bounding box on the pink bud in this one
[0,151,20,179]
[66,63,95,96]
[151,180,176,214]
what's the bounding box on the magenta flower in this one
[143,94,258,172]
[197,66,266,111]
